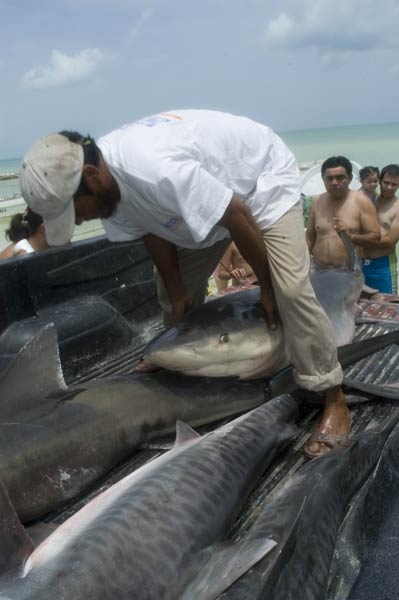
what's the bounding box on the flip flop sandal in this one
[304,431,351,460]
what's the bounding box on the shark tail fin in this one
[338,230,360,272]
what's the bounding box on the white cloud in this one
[264,0,399,55]
[21,48,104,90]
[265,13,294,45]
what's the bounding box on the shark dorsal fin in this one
[0,323,67,421]
[0,481,34,575]
[175,420,201,446]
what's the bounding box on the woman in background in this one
[359,166,380,203]
[0,208,48,259]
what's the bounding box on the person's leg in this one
[262,202,349,457]
[155,239,231,325]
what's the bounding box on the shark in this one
[143,267,365,379]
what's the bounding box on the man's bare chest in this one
[315,200,360,233]
[377,202,398,231]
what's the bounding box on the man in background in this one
[306,156,380,269]
[362,164,399,293]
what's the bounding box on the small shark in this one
[143,266,364,379]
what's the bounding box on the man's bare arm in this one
[368,212,399,250]
[346,196,380,247]
[306,202,317,254]
[334,196,380,246]
[217,195,278,328]
[143,234,191,322]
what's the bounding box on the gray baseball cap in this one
[19,134,84,246]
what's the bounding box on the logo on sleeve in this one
[137,113,183,127]
[163,216,183,230]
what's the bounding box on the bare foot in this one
[305,386,351,458]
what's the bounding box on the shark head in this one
[144,289,287,379]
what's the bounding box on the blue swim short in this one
[362,254,398,294]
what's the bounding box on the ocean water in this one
[0,158,21,199]
[1,121,398,251]
[279,122,399,168]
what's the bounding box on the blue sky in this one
[1,0,399,158]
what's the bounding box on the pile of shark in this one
[1,236,399,598]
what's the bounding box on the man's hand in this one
[260,286,279,330]
[171,294,193,324]
[230,267,247,283]
[333,217,347,234]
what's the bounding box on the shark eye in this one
[219,333,229,344]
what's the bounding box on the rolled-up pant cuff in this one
[293,364,343,393]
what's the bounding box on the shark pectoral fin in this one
[180,538,277,599]
[0,481,34,575]
[0,323,68,420]
[175,420,201,445]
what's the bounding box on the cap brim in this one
[43,197,76,246]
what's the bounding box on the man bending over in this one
[20,110,352,458]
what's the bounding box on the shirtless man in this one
[362,164,399,293]
[306,156,380,269]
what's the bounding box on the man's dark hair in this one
[58,130,101,197]
[359,166,379,181]
[380,164,399,181]
[321,156,352,178]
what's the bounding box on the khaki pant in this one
[155,238,231,319]
[155,202,343,392]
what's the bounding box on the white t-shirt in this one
[98,110,300,249]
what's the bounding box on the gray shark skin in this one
[328,416,399,600]
[0,324,270,523]
[0,395,299,600]
[337,229,359,272]
[143,268,364,379]
[217,411,399,600]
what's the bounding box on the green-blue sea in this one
[0,158,21,199]
[279,121,399,168]
[1,121,399,250]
